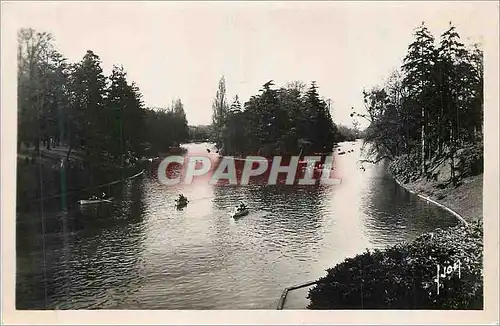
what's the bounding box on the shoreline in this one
[16,162,146,206]
[393,176,468,226]
[279,164,483,309]
[306,169,484,310]
[393,173,483,225]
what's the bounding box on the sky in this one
[4,1,492,128]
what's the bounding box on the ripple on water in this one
[16,141,459,309]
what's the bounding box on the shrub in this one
[307,221,483,309]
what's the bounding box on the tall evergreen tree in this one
[437,23,471,183]
[402,22,437,173]
[303,82,336,153]
[105,65,146,165]
[69,50,107,165]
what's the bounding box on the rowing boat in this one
[175,200,189,208]
[232,209,249,219]
[78,197,114,205]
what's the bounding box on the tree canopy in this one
[17,28,190,169]
[354,22,483,184]
[212,78,342,157]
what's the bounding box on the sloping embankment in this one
[395,174,483,224]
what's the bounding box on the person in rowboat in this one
[88,193,104,201]
[90,192,101,200]
[237,202,247,212]
[177,194,188,204]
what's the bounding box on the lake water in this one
[16,140,458,309]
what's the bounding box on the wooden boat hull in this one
[232,209,249,219]
[78,198,113,205]
[175,200,189,208]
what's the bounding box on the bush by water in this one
[307,221,483,309]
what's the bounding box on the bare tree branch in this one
[358,156,393,164]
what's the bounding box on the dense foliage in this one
[354,22,483,185]
[144,101,190,155]
[189,125,212,142]
[337,124,362,142]
[308,221,483,309]
[211,79,341,156]
[17,28,189,169]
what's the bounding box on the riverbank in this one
[306,153,484,309]
[307,219,483,309]
[397,174,483,224]
[16,149,148,211]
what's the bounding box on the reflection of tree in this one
[16,177,147,309]
[117,177,146,223]
[361,172,457,246]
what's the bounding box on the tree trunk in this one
[65,145,73,164]
[421,106,426,175]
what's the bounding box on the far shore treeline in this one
[17,28,191,205]
[17,27,360,170]
[16,27,359,204]
[17,28,190,169]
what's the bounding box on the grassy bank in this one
[387,142,483,223]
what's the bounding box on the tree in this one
[259,80,288,153]
[105,65,146,165]
[69,50,107,166]
[211,76,229,149]
[17,28,57,150]
[401,22,437,174]
[466,44,484,143]
[143,100,189,155]
[171,98,189,144]
[356,22,484,183]
[303,82,336,153]
[217,80,340,157]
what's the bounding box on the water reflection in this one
[17,141,458,310]
[359,161,457,248]
[16,177,148,309]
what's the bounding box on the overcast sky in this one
[5,1,492,127]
